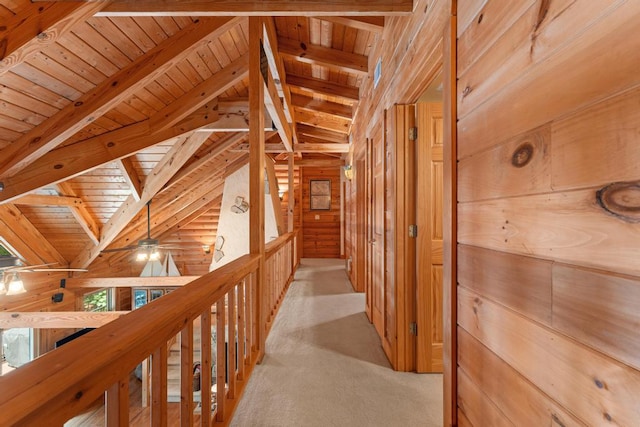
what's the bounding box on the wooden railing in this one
[0,230,301,426]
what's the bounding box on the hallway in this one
[231,258,443,426]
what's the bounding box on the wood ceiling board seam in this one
[0,16,239,180]
[0,2,108,77]
[0,57,247,203]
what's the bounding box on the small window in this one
[83,289,111,312]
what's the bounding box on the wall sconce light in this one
[202,244,211,254]
[343,165,353,180]
[231,196,249,213]
[6,273,26,295]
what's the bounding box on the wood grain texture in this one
[552,265,640,371]
[457,124,551,201]
[457,327,585,427]
[457,244,552,325]
[457,0,639,158]
[459,286,640,426]
[458,189,640,277]
[301,167,341,258]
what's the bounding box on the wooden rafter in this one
[287,74,360,102]
[278,37,369,76]
[297,124,349,143]
[294,143,350,153]
[95,0,413,16]
[56,182,101,245]
[162,132,249,190]
[0,53,249,203]
[294,108,351,134]
[0,16,239,180]
[318,16,385,33]
[72,131,214,269]
[264,70,294,151]
[0,204,67,266]
[12,194,83,207]
[115,158,143,202]
[275,158,344,167]
[290,93,353,119]
[0,2,107,77]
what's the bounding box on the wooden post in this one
[443,9,458,427]
[288,154,295,233]
[249,16,266,362]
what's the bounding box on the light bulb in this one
[149,250,160,261]
[136,251,148,262]
[6,274,26,295]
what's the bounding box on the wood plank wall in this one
[301,167,341,258]
[346,0,449,367]
[456,1,640,425]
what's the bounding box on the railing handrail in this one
[265,230,298,257]
[0,253,260,425]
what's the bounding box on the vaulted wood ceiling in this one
[0,1,407,276]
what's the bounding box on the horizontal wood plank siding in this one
[301,167,341,258]
[456,0,640,424]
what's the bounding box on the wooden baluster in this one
[200,309,212,426]
[105,378,129,427]
[180,322,194,426]
[227,287,237,399]
[237,279,246,380]
[216,299,226,422]
[245,274,253,365]
[151,344,168,427]
[251,271,259,354]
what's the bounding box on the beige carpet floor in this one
[230,258,443,427]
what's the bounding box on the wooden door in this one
[416,102,444,373]
[371,132,385,337]
[364,139,373,321]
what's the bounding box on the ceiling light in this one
[149,250,160,261]
[6,273,26,295]
[136,251,149,262]
[0,279,6,295]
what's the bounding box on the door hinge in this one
[409,322,418,335]
[409,224,418,238]
[408,127,418,141]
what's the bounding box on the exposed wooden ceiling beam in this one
[287,74,359,102]
[294,108,351,134]
[236,143,287,153]
[294,143,350,153]
[0,16,239,180]
[275,158,345,167]
[278,37,369,76]
[72,131,214,269]
[56,182,101,245]
[95,0,413,16]
[262,18,295,123]
[297,123,349,143]
[154,196,223,244]
[0,204,68,267]
[149,54,249,132]
[162,132,249,190]
[12,194,84,207]
[264,69,294,151]
[201,99,274,132]
[115,158,143,202]
[318,16,385,33]
[0,312,128,329]
[290,93,353,119]
[64,277,200,288]
[0,54,248,203]
[0,2,107,77]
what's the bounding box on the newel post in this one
[249,16,266,361]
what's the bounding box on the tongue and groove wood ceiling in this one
[0,1,408,275]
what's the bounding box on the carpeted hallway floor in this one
[230,258,443,427]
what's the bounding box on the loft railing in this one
[0,230,301,426]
